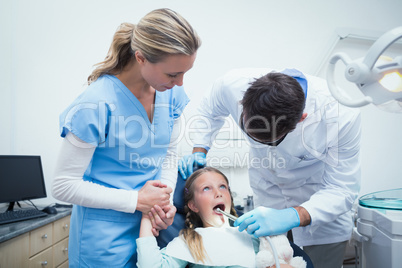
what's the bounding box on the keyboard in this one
[0,209,48,225]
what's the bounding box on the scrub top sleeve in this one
[53,132,139,213]
[59,101,111,146]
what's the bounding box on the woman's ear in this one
[187,200,199,213]
[135,51,146,65]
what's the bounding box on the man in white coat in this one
[179,68,361,268]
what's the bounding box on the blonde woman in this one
[137,167,299,267]
[52,8,200,267]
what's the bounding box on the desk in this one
[0,208,72,268]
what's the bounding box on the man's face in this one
[239,111,288,146]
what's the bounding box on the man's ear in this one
[299,113,308,122]
[135,51,146,64]
[187,200,199,213]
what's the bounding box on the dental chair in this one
[156,170,314,268]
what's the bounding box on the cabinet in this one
[0,215,70,268]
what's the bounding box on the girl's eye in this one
[203,186,210,191]
[220,185,227,190]
[167,74,178,78]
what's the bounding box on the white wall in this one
[1,0,402,206]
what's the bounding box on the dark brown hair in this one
[240,72,306,142]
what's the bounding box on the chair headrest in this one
[173,166,203,214]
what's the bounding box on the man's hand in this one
[178,152,206,180]
[234,206,300,237]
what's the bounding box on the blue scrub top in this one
[59,75,189,267]
[60,75,189,189]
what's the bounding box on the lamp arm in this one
[363,26,402,70]
[327,52,373,107]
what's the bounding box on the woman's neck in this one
[116,59,156,123]
[115,59,153,98]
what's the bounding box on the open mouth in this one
[213,204,225,213]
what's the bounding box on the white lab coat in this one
[192,68,361,246]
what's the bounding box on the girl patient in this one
[136,167,294,267]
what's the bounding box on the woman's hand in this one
[137,180,172,214]
[148,204,177,236]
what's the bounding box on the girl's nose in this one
[215,190,223,198]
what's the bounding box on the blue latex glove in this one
[234,206,300,237]
[178,152,206,180]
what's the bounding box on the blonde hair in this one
[180,167,238,263]
[87,8,201,84]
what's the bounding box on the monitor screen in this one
[0,155,47,204]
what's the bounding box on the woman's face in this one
[188,172,232,228]
[138,52,196,92]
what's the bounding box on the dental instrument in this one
[215,207,238,222]
[215,208,281,268]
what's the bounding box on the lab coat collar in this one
[280,68,308,99]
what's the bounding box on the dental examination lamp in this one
[327,26,402,268]
[327,26,402,112]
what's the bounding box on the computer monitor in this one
[0,155,47,210]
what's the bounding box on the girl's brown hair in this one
[87,8,201,84]
[179,167,238,263]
